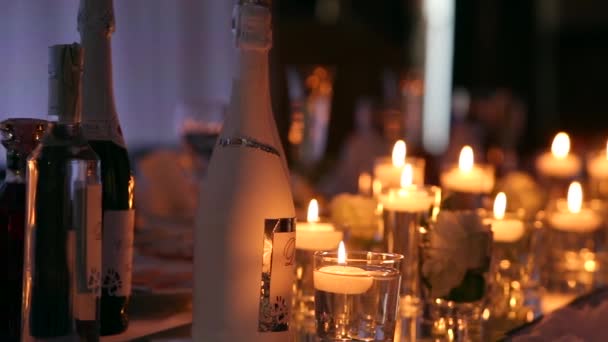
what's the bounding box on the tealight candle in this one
[440,145,495,193]
[548,182,601,232]
[379,165,434,212]
[297,199,343,251]
[483,192,525,243]
[313,241,373,294]
[536,132,582,178]
[587,140,608,179]
[374,140,425,189]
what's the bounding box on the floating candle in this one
[483,192,525,243]
[379,165,435,212]
[536,132,582,178]
[587,140,608,179]
[548,182,601,232]
[440,146,495,193]
[297,199,343,251]
[313,242,373,294]
[374,140,425,188]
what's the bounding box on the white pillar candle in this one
[440,146,495,193]
[313,242,373,294]
[483,192,525,242]
[536,132,582,178]
[296,199,343,251]
[587,141,608,179]
[374,140,425,189]
[548,182,602,232]
[378,165,434,212]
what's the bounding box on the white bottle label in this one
[258,218,296,332]
[102,210,135,297]
[74,183,102,321]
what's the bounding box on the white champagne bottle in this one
[193,1,296,341]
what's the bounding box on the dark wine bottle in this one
[1,118,47,342]
[22,43,102,341]
[78,0,135,335]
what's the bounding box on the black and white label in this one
[258,218,296,333]
[102,210,135,297]
[74,183,102,321]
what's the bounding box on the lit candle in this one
[587,140,608,179]
[440,146,495,193]
[536,132,582,178]
[483,192,525,242]
[379,165,435,212]
[358,172,372,196]
[548,182,601,232]
[296,199,343,251]
[313,241,373,294]
[373,140,425,189]
[541,292,577,314]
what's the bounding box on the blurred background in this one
[1,0,607,183]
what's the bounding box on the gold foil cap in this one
[48,43,84,123]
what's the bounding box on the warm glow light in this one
[392,140,406,167]
[358,172,372,195]
[551,132,570,159]
[493,192,507,220]
[307,199,320,223]
[458,145,474,172]
[605,140,608,160]
[337,241,346,264]
[372,180,382,197]
[400,164,413,187]
[567,182,583,214]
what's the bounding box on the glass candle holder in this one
[479,208,542,339]
[418,211,493,341]
[540,198,606,312]
[313,250,403,341]
[293,224,343,337]
[440,163,495,210]
[378,186,440,304]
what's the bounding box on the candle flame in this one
[551,132,570,159]
[358,172,372,195]
[307,199,320,223]
[567,181,583,214]
[400,164,414,187]
[459,145,474,172]
[392,140,407,167]
[337,241,346,264]
[493,192,507,220]
[372,179,382,197]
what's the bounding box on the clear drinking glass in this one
[313,251,403,341]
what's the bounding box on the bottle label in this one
[258,218,296,333]
[102,210,135,297]
[74,183,102,321]
[82,119,126,148]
